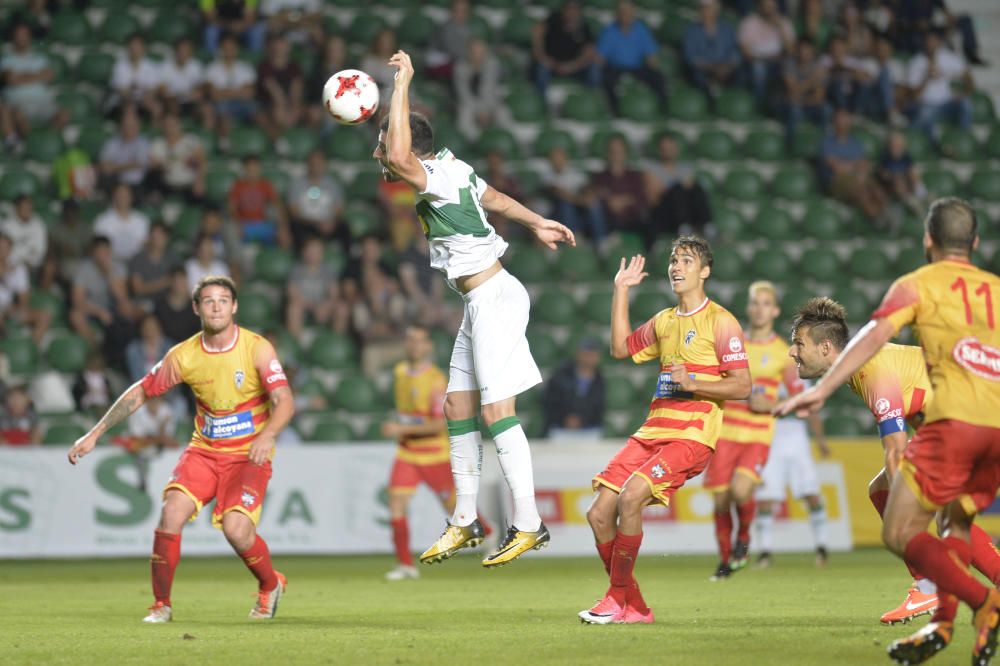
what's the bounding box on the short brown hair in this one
[380,111,434,157]
[192,275,238,304]
[671,235,713,270]
[925,197,977,255]
[791,297,850,350]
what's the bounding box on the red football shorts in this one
[702,439,770,491]
[594,436,714,507]
[164,446,272,529]
[900,419,1000,512]
[389,458,454,503]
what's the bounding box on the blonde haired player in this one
[373,50,575,568]
[67,276,295,623]
[702,281,807,580]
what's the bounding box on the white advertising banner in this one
[0,442,852,558]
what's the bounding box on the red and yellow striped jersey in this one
[719,335,802,447]
[627,299,749,449]
[141,327,289,455]
[848,343,932,437]
[392,361,449,465]
[873,260,1000,428]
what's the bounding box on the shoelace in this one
[496,525,519,549]
[253,591,271,612]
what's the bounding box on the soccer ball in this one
[322,69,380,125]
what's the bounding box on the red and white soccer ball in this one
[322,69,379,125]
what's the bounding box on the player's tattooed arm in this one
[68,382,148,465]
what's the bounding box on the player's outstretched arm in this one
[480,185,576,250]
[610,255,648,358]
[383,50,428,192]
[68,382,148,465]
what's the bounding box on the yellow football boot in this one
[420,519,485,564]
[482,523,550,568]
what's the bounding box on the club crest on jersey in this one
[651,464,666,479]
[241,491,256,507]
[684,330,696,346]
[896,418,906,432]
[234,369,245,389]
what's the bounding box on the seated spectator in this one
[128,222,178,311]
[1,20,65,151]
[821,35,876,114]
[154,267,201,344]
[906,30,972,142]
[110,33,162,121]
[645,135,711,237]
[0,193,46,272]
[285,235,338,337]
[892,0,985,64]
[53,144,97,201]
[0,385,40,446]
[306,35,348,129]
[425,0,474,80]
[360,29,400,101]
[454,38,503,140]
[541,146,606,245]
[482,150,523,240]
[119,397,179,477]
[94,183,151,264]
[73,352,113,414]
[199,207,244,281]
[542,337,605,438]
[69,236,140,351]
[784,38,830,147]
[0,231,51,344]
[591,136,649,242]
[149,114,207,203]
[820,109,889,223]
[738,0,795,109]
[49,200,92,281]
[256,34,304,141]
[597,0,666,116]
[99,105,151,192]
[260,0,322,46]
[872,36,909,125]
[158,37,205,117]
[683,0,741,100]
[839,3,874,60]
[201,0,265,55]
[531,0,600,101]
[126,314,173,383]
[397,234,450,330]
[876,131,927,215]
[227,154,289,246]
[185,233,231,289]
[796,0,832,52]
[205,33,258,150]
[287,149,347,251]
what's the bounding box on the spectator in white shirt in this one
[205,33,258,149]
[1,21,66,148]
[907,30,973,140]
[0,194,46,272]
[149,114,206,203]
[453,38,504,140]
[0,232,51,344]
[99,105,151,190]
[94,183,151,264]
[110,33,162,121]
[158,37,205,116]
[738,0,795,108]
[185,233,231,289]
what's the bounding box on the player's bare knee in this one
[586,500,613,532]
[479,401,514,427]
[617,484,647,519]
[443,393,476,422]
[221,513,255,551]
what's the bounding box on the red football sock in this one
[596,539,614,576]
[239,535,279,592]
[151,530,181,606]
[931,592,959,624]
[391,517,413,567]
[904,533,989,609]
[608,531,643,607]
[736,500,756,543]
[715,510,734,563]
[869,490,888,517]
[971,525,1000,586]
[598,537,646,610]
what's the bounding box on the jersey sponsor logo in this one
[201,410,255,440]
[877,408,903,423]
[722,351,748,363]
[655,371,694,399]
[875,398,891,415]
[234,369,245,389]
[953,337,1000,381]
[685,330,696,346]
[269,359,283,374]
[266,373,287,384]
[729,336,743,353]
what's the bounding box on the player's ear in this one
[922,231,933,252]
[973,235,980,252]
[699,263,711,280]
[232,300,239,316]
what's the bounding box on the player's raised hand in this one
[533,218,576,250]
[248,434,276,466]
[67,432,97,465]
[614,255,648,289]
[773,385,828,417]
[389,50,414,88]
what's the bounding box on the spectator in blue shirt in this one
[820,109,889,222]
[596,0,666,116]
[683,0,741,99]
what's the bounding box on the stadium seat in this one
[722,169,765,202]
[852,126,882,158]
[526,330,560,370]
[100,12,140,42]
[668,87,707,122]
[605,376,638,411]
[831,285,873,322]
[476,127,519,159]
[848,247,892,281]
[533,288,579,326]
[347,14,388,47]
[502,14,536,50]
[905,130,933,162]
[588,128,629,159]
[346,169,381,204]
[797,247,841,282]
[631,291,667,322]
[972,91,995,124]
[56,90,96,123]
[503,246,552,283]
[254,247,294,283]
[515,167,542,197]
[715,89,756,122]
[46,52,70,84]
[603,233,645,263]
[534,128,578,159]
[507,90,547,125]
[204,168,235,204]
[308,331,357,370]
[985,128,1000,160]
[709,246,745,282]
[432,123,469,158]
[743,129,785,162]
[969,169,1000,202]
[335,376,385,412]
[0,171,41,199]
[25,129,65,163]
[46,334,88,374]
[801,200,848,240]
[753,205,794,240]
[236,291,276,330]
[75,122,109,160]
[345,202,381,238]
[711,205,746,242]
[895,245,928,274]
[172,206,203,244]
[921,168,961,198]
[326,128,371,162]
[149,12,194,44]
[749,248,795,283]
[261,166,289,195]
[30,290,65,324]
[280,127,317,161]
[553,246,601,281]
[563,91,607,123]
[656,8,687,47]
[939,128,978,161]
[621,86,661,122]
[43,423,86,446]
[771,168,815,202]
[50,11,93,44]
[694,129,738,161]
[780,283,814,314]
[397,11,437,49]
[228,126,271,159]
[308,419,356,443]
[582,290,613,325]
[792,123,823,160]
[1,336,39,375]
[77,51,115,86]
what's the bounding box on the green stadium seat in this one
[360,420,387,441]
[504,246,552,283]
[236,291,276,329]
[527,330,560,370]
[582,290,613,325]
[852,127,882,158]
[831,285,873,322]
[254,247,294,283]
[0,171,41,199]
[46,334,88,373]
[515,167,542,197]
[30,290,65,323]
[397,11,437,49]
[986,128,1000,160]
[711,206,746,242]
[728,288,749,318]
[605,376,638,410]
[631,291,667,323]
[533,289,579,326]
[77,51,114,86]
[588,128,628,160]
[715,89,756,122]
[801,200,848,240]
[335,376,384,412]
[969,169,1000,202]
[939,128,978,161]
[780,283,815,314]
[56,90,96,123]
[345,202,381,238]
[50,12,93,44]
[228,126,271,159]
[603,233,645,263]
[895,246,927,274]
[432,123,469,158]
[327,129,371,162]
[792,123,823,160]
[749,248,794,282]
[100,10,140,40]
[668,87,706,122]
[656,9,687,47]
[204,168,235,204]
[553,246,601,282]
[25,129,65,163]
[476,127,519,159]
[743,129,785,162]
[149,12,194,44]
[710,246,745,282]
[43,423,86,445]
[647,128,688,158]
[346,169,380,204]
[824,410,865,437]
[347,15,388,46]
[848,247,892,281]
[972,91,995,125]
[502,14,536,50]
[798,247,841,282]
[172,206,203,244]
[694,129,738,161]
[308,419,356,442]
[75,122,109,160]
[905,130,933,162]
[46,52,70,84]
[722,169,765,201]
[771,168,815,202]
[534,128,578,159]
[308,331,357,370]
[921,168,961,198]
[1,336,39,375]
[563,91,607,123]
[621,86,661,122]
[507,90,547,124]
[753,205,794,240]
[261,166,289,195]
[280,127,317,161]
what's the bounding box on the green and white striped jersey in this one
[416,147,508,281]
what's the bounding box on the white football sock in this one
[809,503,829,549]
[447,419,482,527]
[915,578,938,594]
[490,418,541,532]
[756,508,775,553]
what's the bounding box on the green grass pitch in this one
[0,549,980,665]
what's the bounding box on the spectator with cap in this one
[683,0,742,100]
[542,337,606,438]
[531,0,601,102]
[596,0,667,116]
[0,193,46,272]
